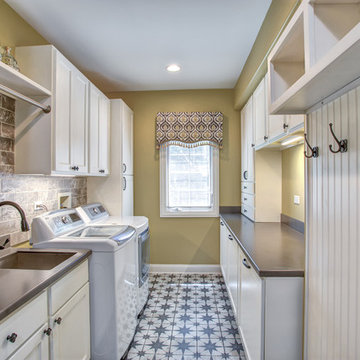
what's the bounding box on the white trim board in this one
[150,264,221,273]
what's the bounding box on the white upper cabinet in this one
[69,68,89,173]
[53,50,89,174]
[54,52,72,173]
[252,72,305,150]
[268,0,360,114]
[122,103,133,175]
[14,45,111,176]
[89,84,110,175]
[241,97,254,182]
[253,77,267,146]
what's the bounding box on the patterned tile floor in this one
[126,273,246,360]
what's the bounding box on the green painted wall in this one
[108,89,240,264]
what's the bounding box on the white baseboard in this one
[150,264,221,273]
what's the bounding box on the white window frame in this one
[160,145,219,218]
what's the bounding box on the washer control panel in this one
[49,210,83,235]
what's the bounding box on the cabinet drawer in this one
[241,204,254,221]
[241,182,254,195]
[0,292,47,360]
[50,260,88,314]
[241,193,254,208]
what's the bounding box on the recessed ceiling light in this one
[281,135,304,146]
[166,64,181,72]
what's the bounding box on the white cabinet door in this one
[89,84,110,175]
[240,109,248,182]
[8,325,49,360]
[241,97,254,182]
[240,257,263,360]
[122,103,133,175]
[89,84,101,174]
[253,78,267,147]
[246,104,255,182]
[220,220,227,277]
[286,114,305,132]
[98,95,110,174]
[122,175,134,216]
[228,234,238,317]
[70,69,89,173]
[54,52,72,172]
[51,283,90,360]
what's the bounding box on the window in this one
[160,145,219,217]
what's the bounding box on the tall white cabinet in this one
[87,99,134,216]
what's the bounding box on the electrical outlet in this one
[34,201,45,211]
[294,195,300,205]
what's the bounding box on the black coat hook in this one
[329,123,347,153]
[304,133,319,158]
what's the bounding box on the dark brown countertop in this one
[0,248,91,322]
[220,213,304,277]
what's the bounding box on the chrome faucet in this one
[0,201,30,232]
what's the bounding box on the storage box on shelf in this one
[268,0,360,114]
[220,220,303,360]
[14,45,110,176]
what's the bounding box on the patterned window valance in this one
[156,112,223,149]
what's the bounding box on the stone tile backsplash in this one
[0,94,15,173]
[0,94,87,246]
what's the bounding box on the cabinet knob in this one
[123,177,127,191]
[99,169,105,173]
[7,333,17,343]
[43,328,52,336]
[242,258,251,269]
[54,317,62,325]
[251,144,255,148]
[283,123,289,130]
[244,198,248,201]
[243,170,248,180]
[70,166,79,171]
[264,136,268,141]
[244,209,247,213]
[220,221,224,226]
[123,163,127,173]
[228,234,233,241]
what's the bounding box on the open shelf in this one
[0,60,51,97]
[309,0,360,65]
[269,10,305,104]
[268,0,360,114]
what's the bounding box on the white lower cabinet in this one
[239,253,263,360]
[7,325,49,360]
[51,283,90,360]
[0,260,90,360]
[220,220,303,360]
[220,221,239,317]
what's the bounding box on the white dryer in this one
[31,208,137,360]
[76,203,150,315]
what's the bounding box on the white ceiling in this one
[6,0,271,92]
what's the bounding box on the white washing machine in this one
[31,208,138,360]
[76,203,150,315]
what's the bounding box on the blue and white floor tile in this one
[126,273,246,360]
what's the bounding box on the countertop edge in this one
[0,249,91,322]
[220,214,304,278]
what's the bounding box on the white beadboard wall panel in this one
[305,85,360,360]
